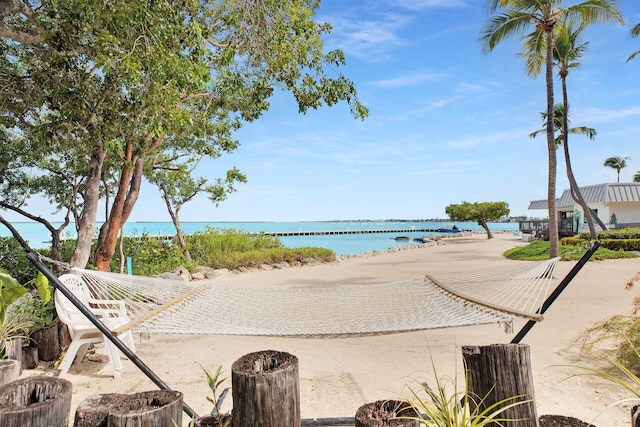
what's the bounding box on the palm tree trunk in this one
[545,28,559,258]
[560,76,597,240]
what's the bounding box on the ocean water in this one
[0,220,519,257]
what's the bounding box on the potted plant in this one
[0,269,51,382]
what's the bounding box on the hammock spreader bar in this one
[510,241,601,344]
[26,252,200,420]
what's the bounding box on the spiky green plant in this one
[402,360,531,426]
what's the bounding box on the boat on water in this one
[393,236,410,241]
[438,224,461,233]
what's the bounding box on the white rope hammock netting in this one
[65,257,559,337]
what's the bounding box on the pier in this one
[260,227,454,237]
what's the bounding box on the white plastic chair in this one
[55,273,135,378]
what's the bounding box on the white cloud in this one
[370,71,444,87]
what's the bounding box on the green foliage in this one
[503,240,637,261]
[403,360,530,426]
[109,234,193,276]
[0,237,39,284]
[201,365,231,426]
[445,201,509,223]
[101,228,335,275]
[579,227,640,240]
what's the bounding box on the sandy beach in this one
[26,233,640,425]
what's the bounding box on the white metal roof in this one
[529,183,640,210]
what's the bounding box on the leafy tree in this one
[444,201,509,239]
[634,170,640,183]
[0,0,368,271]
[148,155,247,263]
[629,22,640,62]
[480,0,623,258]
[604,156,631,182]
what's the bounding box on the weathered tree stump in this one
[633,405,640,427]
[0,376,72,427]
[74,393,127,427]
[0,359,20,386]
[232,350,300,427]
[73,390,182,427]
[21,346,38,370]
[32,325,61,362]
[58,323,72,350]
[539,414,595,426]
[462,343,539,427]
[355,399,420,427]
[5,338,22,374]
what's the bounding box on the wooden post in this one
[462,344,539,427]
[232,350,300,427]
[73,390,183,427]
[32,325,61,362]
[354,399,420,427]
[0,359,20,386]
[0,376,72,427]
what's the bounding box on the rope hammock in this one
[64,257,560,337]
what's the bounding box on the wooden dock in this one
[261,228,451,237]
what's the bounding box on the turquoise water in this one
[0,220,519,257]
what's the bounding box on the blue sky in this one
[7,0,640,223]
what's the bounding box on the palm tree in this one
[604,156,631,182]
[628,22,640,62]
[554,20,604,237]
[480,0,623,258]
[530,105,604,238]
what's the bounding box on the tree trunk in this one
[0,376,73,427]
[478,219,493,239]
[160,182,193,263]
[0,360,20,386]
[545,27,558,259]
[21,346,38,370]
[70,142,106,269]
[94,154,144,271]
[354,400,419,427]
[462,344,539,427]
[74,390,182,427]
[232,350,300,427]
[560,76,597,241]
[5,338,22,374]
[32,325,60,362]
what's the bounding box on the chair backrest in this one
[55,274,94,329]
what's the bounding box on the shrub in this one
[598,239,640,252]
[0,237,39,284]
[579,227,640,240]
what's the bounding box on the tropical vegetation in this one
[504,237,638,261]
[481,0,624,259]
[0,0,367,273]
[603,156,631,183]
[444,201,509,239]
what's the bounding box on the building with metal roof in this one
[528,183,640,230]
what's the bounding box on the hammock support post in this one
[510,241,601,344]
[25,252,199,420]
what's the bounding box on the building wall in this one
[609,202,640,225]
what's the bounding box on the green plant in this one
[504,240,637,261]
[201,365,231,427]
[402,360,531,426]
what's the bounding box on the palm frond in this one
[480,11,537,53]
[521,28,546,76]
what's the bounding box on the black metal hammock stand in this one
[26,241,600,421]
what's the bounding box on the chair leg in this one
[104,340,123,378]
[58,340,86,377]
